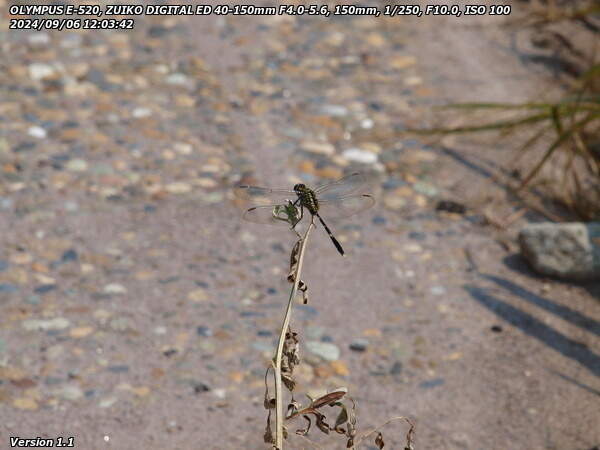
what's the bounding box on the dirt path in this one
[0,2,598,449]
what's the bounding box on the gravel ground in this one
[1,1,599,449]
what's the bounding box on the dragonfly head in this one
[293,183,306,193]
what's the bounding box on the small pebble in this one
[194,382,211,394]
[342,148,378,164]
[28,33,50,46]
[165,73,190,86]
[61,249,78,262]
[107,365,129,373]
[25,295,41,305]
[58,385,84,401]
[419,378,445,389]
[28,126,47,139]
[104,283,127,295]
[23,317,70,331]
[409,231,426,241]
[65,159,88,172]
[430,286,446,296]
[306,341,340,361]
[413,181,438,197]
[213,388,226,399]
[300,141,336,156]
[390,361,403,375]
[257,330,272,337]
[318,104,348,117]
[132,107,152,118]
[29,63,55,80]
[34,284,56,294]
[99,397,117,408]
[349,338,369,352]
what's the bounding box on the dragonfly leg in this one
[290,205,304,238]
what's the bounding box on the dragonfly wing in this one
[242,204,299,226]
[314,172,372,200]
[318,194,375,220]
[234,186,297,205]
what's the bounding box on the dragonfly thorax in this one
[294,184,319,214]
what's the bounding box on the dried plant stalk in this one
[273,221,315,449]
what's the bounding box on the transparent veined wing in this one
[234,185,297,206]
[241,203,301,226]
[318,194,375,220]
[314,172,372,201]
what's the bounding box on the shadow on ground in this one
[464,282,600,376]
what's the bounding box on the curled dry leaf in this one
[264,410,274,444]
[333,402,348,434]
[263,367,275,410]
[375,431,385,449]
[404,417,416,450]
[298,279,308,304]
[310,387,347,410]
[287,386,349,438]
[287,385,355,442]
[288,239,308,303]
[297,415,311,436]
[282,373,296,391]
[315,411,331,434]
[281,327,300,392]
[287,399,301,419]
[288,240,300,281]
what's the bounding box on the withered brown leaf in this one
[333,402,348,434]
[264,410,274,443]
[375,431,385,449]
[296,415,311,436]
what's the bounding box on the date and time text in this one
[9,3,511,31]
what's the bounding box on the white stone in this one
[300,141,336,156]
[132,107,152,118]
[65,159,88,172]
[28,63,55,81]
[23,318,70,331]
[104,283,127,294]
[28,33,50,46]
[341,148,378,164]
[28,126,47,139]
[165,73,190,86]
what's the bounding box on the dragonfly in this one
[235,172,375,256]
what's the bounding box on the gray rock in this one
[317,104,348,117]
[349,338,369,352]
[306,341,340,361]
[22,317,70,331]
[519,222,600,281]
[57,385,84,401]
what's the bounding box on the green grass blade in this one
[519,112,599,188]
[409,112,553,135]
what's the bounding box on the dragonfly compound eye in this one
[293,183,305,192]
